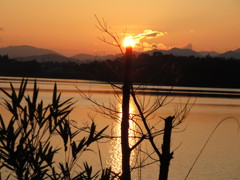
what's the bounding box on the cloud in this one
[126,29,167,51]
[141,42,154,51]
[134,29,167,41]
[121,29,167,46]
[155,43,172,50]
[152,44,158,49]
[123,29,192,52]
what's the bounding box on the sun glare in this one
[107,101,137,173]
[123,36,135,47]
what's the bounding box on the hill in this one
[71,53,120,62]
[1,45,240,62]
[0,45,60,58]
[146,48,203,57]
[16,53,78,63]
[198,51,219,57]
[218,51,240,60]
[168,48,202,57]
[234,48,240,53]
[145,48,240,59]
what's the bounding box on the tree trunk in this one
[121,46,132,180]
[159,116,174,180]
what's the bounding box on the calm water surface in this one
[0,77,240,180]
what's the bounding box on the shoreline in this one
[1,76,240,99]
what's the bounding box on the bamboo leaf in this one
[10,83,17,103]
[0,114,6,131]
[18,78,27,103]
[0,87,12,99]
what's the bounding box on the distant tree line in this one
[1,53,240,88]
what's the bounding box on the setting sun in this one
[123,36,135,47]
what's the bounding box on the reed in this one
[0,79,111,180]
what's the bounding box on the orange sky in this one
[0,0,240,56]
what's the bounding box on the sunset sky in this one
[0,0,240,56]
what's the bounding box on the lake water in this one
[0,77,240,180]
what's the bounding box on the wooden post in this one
[121,46,132,180]
[159,116,174,180]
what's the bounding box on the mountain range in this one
[1,45,240,63]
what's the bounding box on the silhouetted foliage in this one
[0,79,112,180]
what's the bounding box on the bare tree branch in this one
[95,15,124,55]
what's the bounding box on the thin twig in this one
[184,117,239,180]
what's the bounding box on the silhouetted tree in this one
[79,16,192,180]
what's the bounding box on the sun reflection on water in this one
[107,100,137,174]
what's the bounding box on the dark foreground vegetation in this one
[1,53,240,88]
[0,76,189,180]
[0,79,111,179]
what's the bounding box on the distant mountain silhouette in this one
[146,48,240,59]
[17,53,78,63]
[145,49,168,55]
[71,53,121,62]
[218,50,240,60]
[71,54,97,61]
[234,48,240,53]
[198,51,219,57]
[145,48,201,57]
[1,45,240,61]
[0,45,60,58]
[169,48,201,57]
